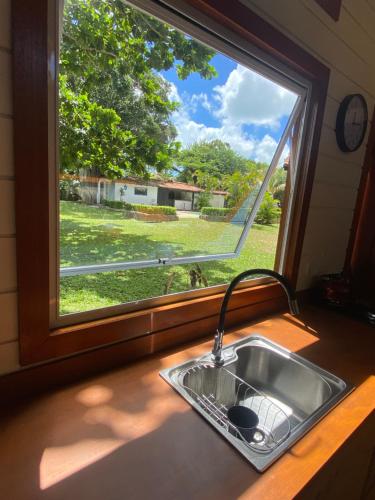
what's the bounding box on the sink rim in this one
[160,334,355,472]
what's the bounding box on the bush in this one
[201,207,231,217]
[196,191,211,210]
[130,203,177,215]
[255,192,281,225]
[102,200,124,209]
[102,200,176,215]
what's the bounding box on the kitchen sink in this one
[160,335,353,471]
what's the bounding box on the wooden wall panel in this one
[0,238,16,292]
[313,0,342,22]
[0,50,12,116]
[343,0,375,43]
[0,0,11,49]
[314,155,362,189]
[0,116,13,176]
[243,0,375,94]
[0,179,15,235]
[0,0,18,375]
[0,292,18,343]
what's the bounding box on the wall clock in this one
[335,94,368,152]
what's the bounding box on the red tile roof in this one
[123,177,227,196]
[60,173,228,196]
[156,180,202,192]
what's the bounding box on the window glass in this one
[58,0,305,316]
[134,187,148,196]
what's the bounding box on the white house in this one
[100,177,227,210]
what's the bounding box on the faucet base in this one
[211,355,225,367]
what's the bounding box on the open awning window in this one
[58,0,308,278]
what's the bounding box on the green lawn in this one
[60,201,280,314]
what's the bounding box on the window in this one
[134,187,148,196]
[57,0,308,319]
[14,0,329,364]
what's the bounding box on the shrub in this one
[102,200,176,215]
[255,192,281,225]
[130,203,176,215]
[201,207,231,217]
[102,200,124,209]
[196,191,211,210]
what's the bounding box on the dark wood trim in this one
[0,292,288,402]
[0,289,311,403]
[13,0,52,361]
[21,283,285,364]
[184,0,330,84]
[314,0,342,22]
[13,0,329,366]
[345,105,375,288]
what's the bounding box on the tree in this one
[175,139,270,209]
[255,192,281,225]
[222,171,262,209]
[176,140,255,184]
[59,0,217,178]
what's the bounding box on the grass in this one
[60,201,280,314]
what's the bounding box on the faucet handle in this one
[212,329,225,366]
[213,330,222,352]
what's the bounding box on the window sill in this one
[21,281,286,365]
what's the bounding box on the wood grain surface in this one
[0,306,374,500]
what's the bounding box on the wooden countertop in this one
[0,306,374,500]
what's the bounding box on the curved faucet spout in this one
[212,269,299,366]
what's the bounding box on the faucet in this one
[212,268,299,366]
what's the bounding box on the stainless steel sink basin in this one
[160,335,353,471]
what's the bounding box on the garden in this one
[60,201,280,314]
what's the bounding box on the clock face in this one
[336,94,368,152]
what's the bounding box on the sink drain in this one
[251,429,266,444]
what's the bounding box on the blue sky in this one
[160,52,296,164]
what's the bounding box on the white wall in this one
[210,194,225,209]
[194,193,225,209]
[194,193,225,208]
[242,0,375,289]
[175,199,192,210]
[0,0,19,374]
[1,0,374,374]
[115,183,158,205]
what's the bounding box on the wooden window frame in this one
[13,0,329,366]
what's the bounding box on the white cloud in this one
[190,92,212,112]
[172,105,282,163]
[253,134,278,163]
[168,64,294,164]
[214,65,297,128]
[168,82,182,104]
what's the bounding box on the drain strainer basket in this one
[180,363,291,453]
